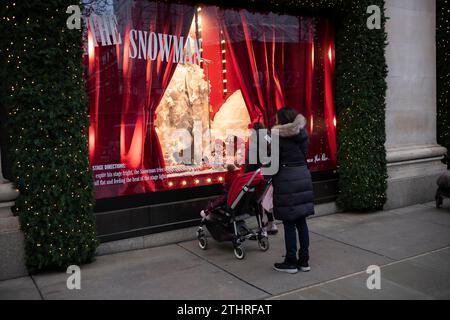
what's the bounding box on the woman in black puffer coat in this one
[271,107,314,274]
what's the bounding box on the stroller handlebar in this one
[230,168,262,210]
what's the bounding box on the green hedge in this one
[334,0,388,210]
[0,1,98,272]
[437,0,450,161]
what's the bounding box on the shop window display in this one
[83,0,336,199]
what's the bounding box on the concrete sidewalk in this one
[1,202,450,300]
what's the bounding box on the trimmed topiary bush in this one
[0,1,98,272]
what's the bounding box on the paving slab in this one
[308,205,450,260]
[274,273,434,300]
[32,244,267,300]
[405,247,450,275]
[390,205,450,227]
[0,276,41,300]
[380,248,450,299]
[271,248,450,300]
[179,227,391,295]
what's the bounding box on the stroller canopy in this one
[227,170,265,207]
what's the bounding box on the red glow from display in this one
[84,3,337,199]
[89,124,95,162]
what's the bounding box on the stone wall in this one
[385,0,447,209]
[0,148,27,281]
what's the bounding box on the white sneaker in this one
[266,222,278,235]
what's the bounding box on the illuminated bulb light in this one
[168,182,174,187]
[223,89,228,93]
[207,178,212,183]
[195,179,200,184]
[222,59,226,63]
[197,7,202,12]
[328,46,333,62]
[182,181,187,186]
[221,39,225,44]
[223,79,227,83]
[221,49,226,53]
[218,177,224,182]
[222,70,227,73]
[333,116,337,127]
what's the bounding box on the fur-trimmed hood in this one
[272,114,307,137]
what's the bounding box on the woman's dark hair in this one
[277,107,298,125]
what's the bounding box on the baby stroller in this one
[196,168,271,260]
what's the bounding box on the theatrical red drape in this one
[119,2,195,194]
[86,26,122,199]
[216,9,336,170]
[218,10,284,128]
[86,1,195,198]
[217,11,320,128]
[321,18,337,167]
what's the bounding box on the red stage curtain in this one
[119,2,195,194]
[218,10,317,128]
[216,9,336,171]
[322,18,337,167]
[86,25,122,199]
[218,10,283,128]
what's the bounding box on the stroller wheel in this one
[258,237,270,252]
[198,237,208,250]
[234,246,245,260]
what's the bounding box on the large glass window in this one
[83,0,336,199]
